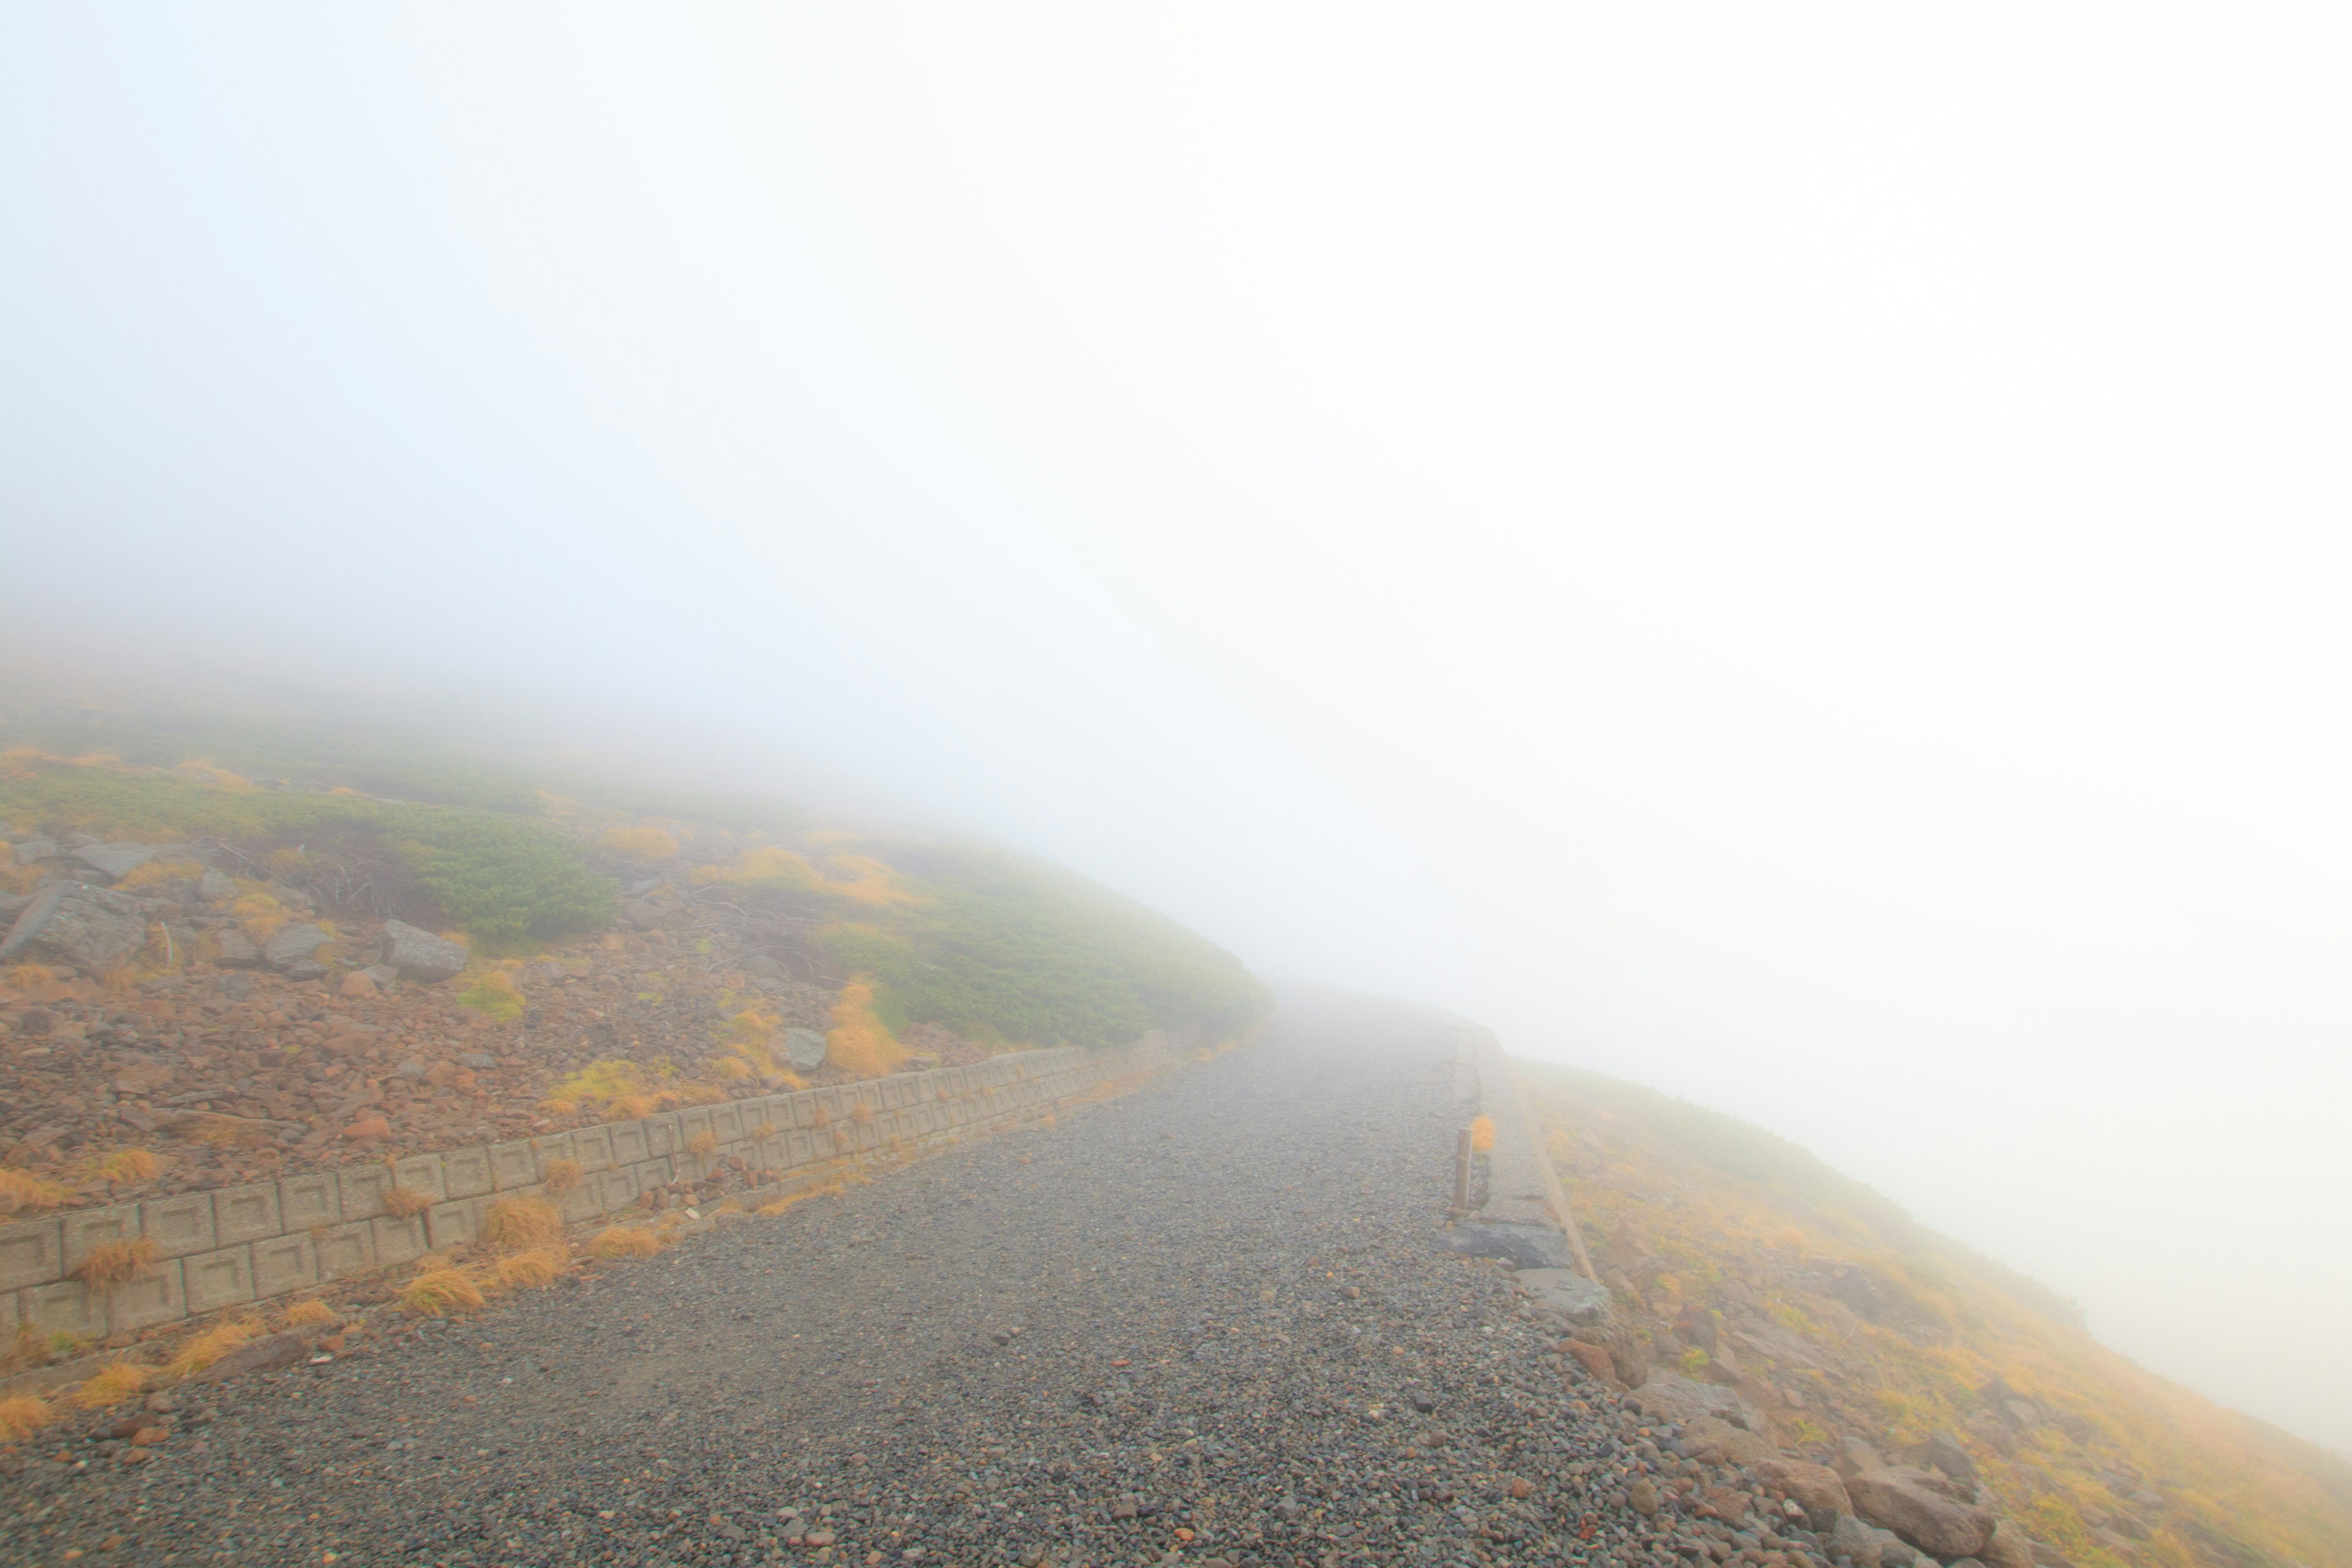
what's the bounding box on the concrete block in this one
[21,1278,105,1338]
[252,1233,320,1297]
[391,1153,448,1205]
[676,1106,715,1150]
[425,1197,482,1252]
[488,1139,538,1190]
[781,1129,815,1166]
[370,1214,428,1267]
[557,1180,603,1223]
[182,1245,255,1313]
[277,1171,340,1230]
[589,1165,638,1215]
[737,1095,777,1134]
[529,1132,577,1180]
[0,1218,63,1291]
[440,1145,494,1199]
[338,1162,394,1221]
[213,1182,283,1246]
[105,1257,186,1333]
[0,1290,17,1336]
[710,1102,745,1144]
[608,1119,650,1165]
[570,1124,616,1170]
[627,1159,669,1198]
[61,1203,142,1273]
[641,1113,679,1158]
[315,1221,375,1280]
[786,1090,820,1130]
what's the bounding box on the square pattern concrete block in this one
[316,1221,375,1280]
[608,1120,650,1166]
[21,1278,105,1338]
[183,1245,256,1313]
[590,1166,638,1214]
[570,1125,615,1170]
[252,1234,320,1298]
[785,1091,818,1130]
[641,1114,679,1158]
[440,1146,494,1200]
[736,1095,775,1133]
[106,1257,186,1333]
[488,1139,538,1191]
[676,1107,715,1149]
[391,1153,448,1205]
[530,1133,578,1180]
[709,1103,745,1144]
[339,1163,394,1222]
[425,1197,481,1252]
[214,1183,283,1246]
[0,1290,17,1336]
[278,1172,340,1231]
[0,1219,64,1292]
[61,1204,142,1273]
[370,1215,427,1268]
[557,1181,604,1223]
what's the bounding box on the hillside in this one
[1520,1062,2352,1568]
[0,689,1267,1215]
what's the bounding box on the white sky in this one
[4,5,2350,1450]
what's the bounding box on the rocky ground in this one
[0,836,993,1209]
[0,989,1792,1568]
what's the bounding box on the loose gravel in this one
[0,990,1807,1568]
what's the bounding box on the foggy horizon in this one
[6,2,2350,1466]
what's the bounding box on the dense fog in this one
[4,9,2348,1447]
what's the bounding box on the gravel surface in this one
[0,991,1784,1568]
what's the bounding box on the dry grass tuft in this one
[485,1195,564,1251]
[686,1131,718,1158]
[399,1267,486,1317]
[850,1101,873,1125]
[382,1185,434,1219]
[277,1299,341,1331]
[750,1121,778,1140]
[0,1394,55,1444]
[71,1361,152,1410]
[75,1237,158,1293]
[825,979,909,1079]
[541,1158,584,1196]
[168,1318,260,1378]
[92,1147,162,1185]
[585,1225,665,1260]
[1469,1115,1496,1153]
[0,1170,71,1215]
[487,1245,573,1293]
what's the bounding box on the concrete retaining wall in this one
[0,1028,1194,1339]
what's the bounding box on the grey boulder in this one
[263,922,330,970]
[12,837,60,865]
[72,842,154,881]
[379,919,467,981]
[214,929,263,968]
[197,868,239,903]
[1849,1470,1996,1559]
[782,1027,829,1071]
[1439,1218,1576,1272]
[1512,1265,1613,1325]
[0,884,153,970]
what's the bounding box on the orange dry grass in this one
[686,1131,718,1158]
[484,1196,564,1251]
[541,1159,583,1197]
[487,1245,573,1293]
[168,1318,260,1378]
[826,979,908,1079]
[0,1170,70,1215]
[75,1237,158,1292]
[585,1225,665,1260]
[94,1147,162,1185]
[399,1268,486,1317]
[600,826,680,863]
[0,1395,55,1444]
[382,1185,434,1218]
[1469,1115,1496,1153]
[277,1298,341,1330]
[72,1362,152,1409]
[850,1101,873,1125]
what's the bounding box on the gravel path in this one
[1,991,1703,1568]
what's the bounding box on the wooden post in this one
[1453,1126,1474,1213]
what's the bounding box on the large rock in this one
[1915,1428,1979,1485]
[1630,1371,1763,1431]
[264,923,329,970]
[379,919,467,981]
[215,928,263,968]
[1830,1513,1921,1568]
[782,1027,829,1071]
[1684,1414,1776,1465]
[1441,1219,1576,1272]
[195,1332,311,1382]
[197,868,239,903]
[1850,1471,1997,1558]
[0,884,152,970]
[72,842,154,881]
[1755,1458,1852,1530]
[12,837,59,865]
[1980,1519,2038,1568]
[1513,1266,1613,1325]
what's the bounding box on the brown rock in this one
[1980,1520,2037,1568]
[1849,1472,1996,1559]
[195,1332,311,1382]
[1627,1477,1660,1517]
[342,1115,391,1140]
[1687,1414,1776,1464]
[1509,1477,1533,1499]
[338,970,377,997]
[1699,1487,1753,1524]
[1755,1458,1852,1529]
[1564,1340,1616,1379]
[129,1427,168,1446]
